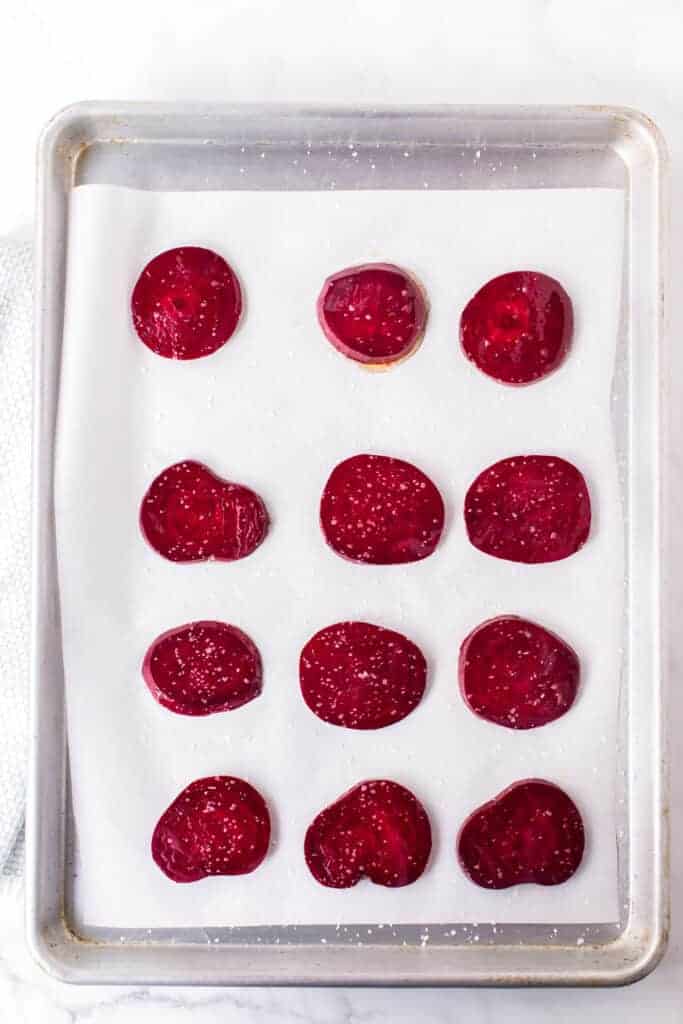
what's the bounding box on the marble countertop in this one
[1,0,682,1018]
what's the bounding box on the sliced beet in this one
[300,621,427,730]
[305,779,432,888]
[131,246,242,360]
[143,621,262,716]
[320,454,445,564]
[464,455,591,564]
[457,779,585,889]
[317,263,427,366]
[459,616,579,730]
[460,271,573,385]
[140,460,268,563]
[151,776,271,883]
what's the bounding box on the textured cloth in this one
[0,241,31,876]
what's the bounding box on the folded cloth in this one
[0,240,31,876]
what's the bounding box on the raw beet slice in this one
[143,621,262,716]
[317,263,427,366]
[320,454,445,564]
[464,455,590,564]
[460,271,573,385]
[457,779,584,889]
[131,246,242,360]
[459,616,579,730]
[140,460,268,563]
[300,621,427,729]
[151,776,271,883]
[305,779,432,888]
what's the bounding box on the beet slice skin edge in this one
[140,460,269,563]
[132,246,242,360]
[300,621,427,729]
[457,779,585,889]
[464,454,591,564]
[143,621,262,717]
[317,263,427,366]
[305,779,432,888]
[460,270,573,385]
[151,776,271,883]
[459,616,579,730]
[320,453,445,564]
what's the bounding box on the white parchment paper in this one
[56,185,624,928]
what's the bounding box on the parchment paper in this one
[56,185,624,928]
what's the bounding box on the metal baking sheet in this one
[27,103,668,986]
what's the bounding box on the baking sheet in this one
[56,184,624,929]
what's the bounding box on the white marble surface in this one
[1,0,682,1018]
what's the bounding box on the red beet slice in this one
[305,780,432,888]
[131,246,242,360]
[459,616,579,730]
[320,454,445,564]
[140,460,268,563]
[317,263,427,365]
[151,776,271,883]
[300,621,427,730]
[464,455,590,564]
[460,271,573,385]
[143,621,262,717]
[457,779,585,889]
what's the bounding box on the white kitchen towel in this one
[0,240,31,876]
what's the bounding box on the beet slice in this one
[151,776,271,883]
[457,779,585,889]
[143,621,262,717]
[317,263,427,366]
[460,271,573,385]
[140,460,268,563]
[464,455,590,564]
[459,616,579,730]
[320,454,445,564]
[305,779,432,888]
[300,621,427,729]
[131,246,242,360]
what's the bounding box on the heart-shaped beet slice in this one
[317,263,427,366]
[460,271,573,385]
[300,621,427,729]
[457,779,585,889]
[140,460,268,563]
[151,776,271,883]
[464,455,590,564]
[305,779,432,888]
[459,616,579,729]
[131,246,242,360]
[320,454,445,564]
[143,621,262,716]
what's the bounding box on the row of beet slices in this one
[144,617,579,731]
[153,777,584,891]
[134,247,586,893]
[139,452,591,566]
[132,246,572,382]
